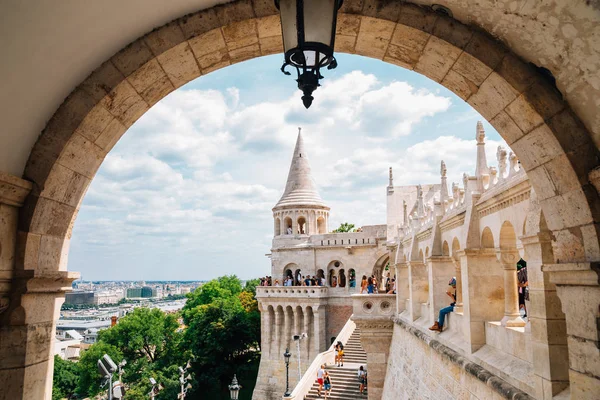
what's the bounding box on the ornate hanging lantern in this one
[275,0,344,108]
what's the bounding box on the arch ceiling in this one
[0,0,599,177]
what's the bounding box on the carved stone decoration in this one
[463,173,469,193]
[497,145,507,180]
[489,166,498,186]
[509,152,519,175]
[441,160,447,177]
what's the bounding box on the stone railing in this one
[351,294,397,321]
[255,286,328,299]
[283,317,357,399]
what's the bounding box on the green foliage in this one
[52,355,78,400]
[332,222,356,233]
[243,278,260,296]
[183,275,243,322]
[76,342,123,397]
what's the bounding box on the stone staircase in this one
[304,328,367,399]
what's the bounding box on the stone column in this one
[312,306,326,353]
[427,256,455,325]
[393,263,408,315]
[283,306,293,357]
[543,263,600,400]
[407,261,428,321]
[274,306,283,356]
[521,233,569,399]
[459,249,504,352]
[453,259,464,313]
[260,303,272,358]
[303,306,312,360]
[355,320,394,400]
[497,250,526,327]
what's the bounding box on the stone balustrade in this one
[255,286,328,299]
[351,294,397,321]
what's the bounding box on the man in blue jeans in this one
[428,277,456,332]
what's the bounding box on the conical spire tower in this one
[273,128,330,237]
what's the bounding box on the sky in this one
[68,53,509,281]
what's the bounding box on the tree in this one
[182,275,244,323]
[332,222,356,233]
[76,342,123,397]
[52,355,78,400]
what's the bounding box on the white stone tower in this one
[272,128,330,237]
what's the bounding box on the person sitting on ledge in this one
[429,277,457,333]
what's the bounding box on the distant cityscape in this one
[55,280,209,361]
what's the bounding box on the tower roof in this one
[274,128,328,210]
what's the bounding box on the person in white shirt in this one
[358,366,367,394]
[317,365,325,396]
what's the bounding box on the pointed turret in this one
[272,128,329,237]
[475,121,489,179]
[274,128,328,209]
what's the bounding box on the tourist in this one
[331,275,338,287]
[367,277,374,294]
[428,277,457,332]
[320,275,326,287]
[387,278,396,294]
[301,276,307,286]
[274,279,280,286]
[305,275,312,286]
[317,364,325,397]
[372,275,379,293]
[323,371,332,399]
[287,276,294,287]
[336,341,344,367]
[385,272,391,292]
[287,227,293,235]
[360,275,368,294]
[517,259,528,318]
[358,366,367,394]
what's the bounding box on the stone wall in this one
[382,320,534,400]
[326,304,352,346]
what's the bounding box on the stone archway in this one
[2,1,599,399]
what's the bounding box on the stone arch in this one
[481,227,495,249]
[451,237,461,260]
[284,216,293,234]
[499,221,517,250]
[425,246,429,260]
[297,216,307,235]
[5,2,600,397]
[274,217,281,236]
[317,216,326,234]
[15,0,600,290]
[442,240,450,257]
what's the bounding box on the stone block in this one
[490,110,524,145]
[229,43,261,64]
[337,13,361,37]
[468,72,519,120]
[464,32,507,71]
[252,0,278,18]
[140,75,174,107]
[335,34,357,54]
[386,24,429,69]
[581,223,600,261]
[340,0,363,14]
[74,104,113,142]
[547,108,591,153]
[260,35,283,55]
[523,79,565,121]
[94,118,126,152]
[222,19,258,51]
[362,0,402,22]
[511,124,563,171]
[144,21,185,56]
[157,42,201,89]
[452,51,493,88]
[505,94,545,134]
[551,227,586,262]
[111,40,154,78]
[37,234,68,272]
[203,60,231,75]
[355,16,395,59]
[56,134,105,180]
[80,61,126,102]
[569,368,600,400]
[29,197,75,237]
[397,3,436,33]
[496,53,537,94]
[542,154,582,198]
[100,80,147,125]
[432,16,473,50]
[441,70,477,100]
[126,59,166,94]
[215,0,255,25]
[189,28,228,58]
[178,8,220,40]
[414,36,462,83]
[257,15,280,38]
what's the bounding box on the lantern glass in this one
[303,0,336,46]
[279,0,298,53]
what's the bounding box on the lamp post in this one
[228,374,242,400]
[177,361,192,399]
[284,348,292,397]
[275,0,344,108]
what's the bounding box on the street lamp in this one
[283,348,292,397]
[275,0,344,108]
[177,361,192,399]
[228,374,242,400]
